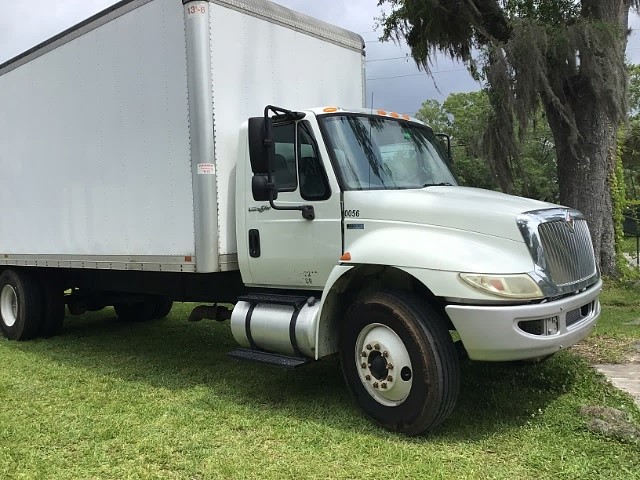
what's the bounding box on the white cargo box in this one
[0,0,364,273]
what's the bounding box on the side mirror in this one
[251,175,277,202]
[435,133,452,164]
[248,117,273,174]
[247,105,314,220]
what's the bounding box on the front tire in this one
[0,269,44,340]
[340,291,459,435]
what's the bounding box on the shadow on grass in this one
[10,305,580,441]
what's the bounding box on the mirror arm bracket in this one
[267,193,315,221]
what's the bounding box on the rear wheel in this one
[0,269,44,340]
[340,291,459,435]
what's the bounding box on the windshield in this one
[318,114,457,190]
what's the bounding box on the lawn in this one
[0,288,639,479]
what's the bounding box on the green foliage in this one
[502,0,581,24]
[613,128,629,273]
[417,90,558,201]
[629,64,640,117]
[621,65,640,200]
[417,92,495,190]
[379,0,630,199]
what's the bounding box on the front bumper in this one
[445,280,602,361]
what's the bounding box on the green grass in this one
[1,299,639,479]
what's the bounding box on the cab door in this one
[244,119,342,289]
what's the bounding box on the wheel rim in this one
[355,323,413,406]
[0,285,18,328]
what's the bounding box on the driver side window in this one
[272,122,330,200]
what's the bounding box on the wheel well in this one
[318,265,452,358]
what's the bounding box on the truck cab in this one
[232,105,601,434]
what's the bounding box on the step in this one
[237,293,313,308]
[228,348,311,370]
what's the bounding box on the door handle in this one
[248,229,261,258]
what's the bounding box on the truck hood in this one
[343,186,557,242]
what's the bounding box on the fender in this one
[314,224,537,358]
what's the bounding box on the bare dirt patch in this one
[571,337,638,364]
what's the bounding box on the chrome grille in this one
[517,208,599,297]
[537,219,596,287]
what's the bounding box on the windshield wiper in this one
[422,182,454,187]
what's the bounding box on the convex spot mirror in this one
[251,175,277,202]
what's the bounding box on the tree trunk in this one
[542,94,617,276]
[539,0,632,277]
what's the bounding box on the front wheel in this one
[340,291,459,435]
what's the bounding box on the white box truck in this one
[0,0,602,435]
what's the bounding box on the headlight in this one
[459,273,544,300]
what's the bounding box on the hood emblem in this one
[564,210,575,232]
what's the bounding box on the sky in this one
[1,0,640,116]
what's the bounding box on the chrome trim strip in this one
[0,254,196,272]
[0,253,239,273]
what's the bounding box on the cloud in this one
[0,0,116,63]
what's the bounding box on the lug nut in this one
[387,375,393,382]
[387,363,394,370]
[365,375,371,380]
[361,362,367,369]
[361,351,367,357]
[383,351,389,357]
[372,382,379,388]
[374,344,380,350]
[381,383,387,389]
[366,344,372,350]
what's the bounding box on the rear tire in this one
[0,269,44,340]
[340,291,459,435]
